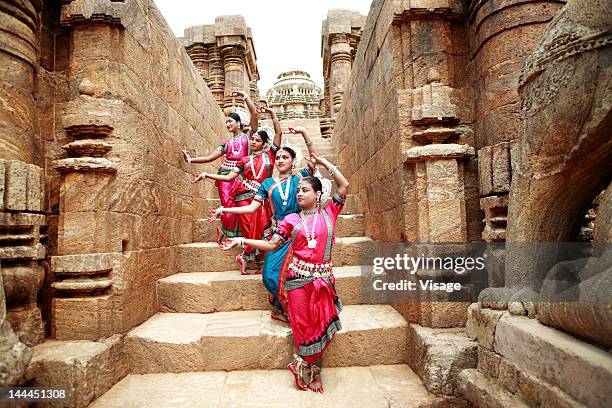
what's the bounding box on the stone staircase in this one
[87,122,447,406]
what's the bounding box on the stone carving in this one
[181,16,260,114]
[478,0,612,348]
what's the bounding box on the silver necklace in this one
[300,209,319,249]
[274,176,292,206]
[229,134,243,156]
[249,151,268,180]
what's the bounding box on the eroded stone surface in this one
[90,365,438,408]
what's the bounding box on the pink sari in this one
[216,133,250,237]
[275,193,345,363]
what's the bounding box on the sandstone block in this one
[458,369,530,408]
[6,306,44,347]
[28,336,127,408]
[5,160,27,211]
[2,265,44,305]
[466,303,507,350]
[52,296,116,341]
[494,314,612,408]
[408,324,477,396]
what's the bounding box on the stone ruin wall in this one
[1,0,227,382]
[331,0,565,326]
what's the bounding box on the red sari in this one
[274,192,345,363]
[231,145,277,259]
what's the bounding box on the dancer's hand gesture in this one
[181,146,192,163]
[287,126,306,135]
[213,207,224,217]
[220,238,240,250]
[192,172,208,183]
[304,152,322,166]
[257,106,274,115]
[231,90,248,99]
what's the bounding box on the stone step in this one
[193,214,365,243]
[90,364,443,408]
[158,266,364,313]
[407,324,478,396]
[458,369,530,407]
[178,237,372,273]
[125,305,408,373]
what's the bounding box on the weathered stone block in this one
[52,296,116,340]
[2,265,44,306]
[408,324,477,396]
[28,336,128,408]
[494,314,612,408]
[6,306,44,347]
[458,368,530,408]
[5,160,27,211]
[466,303,507,350]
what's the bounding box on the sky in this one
[154,0,373,96]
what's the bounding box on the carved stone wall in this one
[180,16,260,115]
[35,0,227,340]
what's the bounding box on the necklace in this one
[300,209,319,249]
[274,176,292,206]
[229,134,243,156]
[249,152,268,180]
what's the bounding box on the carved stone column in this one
[0,0,44,385]
[221,46,248,113]
[329,33,353,117]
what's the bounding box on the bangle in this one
[202,172,207,179]
[305,141,313,147]
[328,165,337,176]
[239,238,245,248]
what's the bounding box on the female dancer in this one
[212,127,316,317]
[221,154,349,393]
[192,106,282,274]
[181,90,258,243]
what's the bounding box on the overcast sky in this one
[154,0,373,96]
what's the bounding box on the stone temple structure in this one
[180,16,260,114]
[0,0,610,407]
[320,9,367,137]
[265,69,322,120]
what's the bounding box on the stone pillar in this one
[329,33,353,117]
[208,46,225,107]
[181,16,258,114]
[0,0,45,386]
[221,45,248,113]
[0,0,47,354]
[320,9,365,136]
[249,76,260,104]
[405,145,475,243]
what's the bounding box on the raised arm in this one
[214,200,262,216]
[192,170,239,183]
[182,146,223,164]
[232,90,258,131]
[311,153,349,196]
[258,107,282,147]
[221,236,280,253]
[288,126,315,157]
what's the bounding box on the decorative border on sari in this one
[234,190,256,202]
[296,298,343,357]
